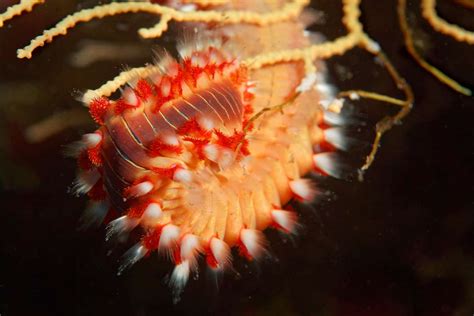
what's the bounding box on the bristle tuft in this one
[289,178,317,202]
[118,243,148,275]
[324,128,348,151]
[271,209,298,233]
[239,229,267,260]
[89,97,110,125]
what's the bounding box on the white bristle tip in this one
[141,203,162,224]
[296,73,317,92]
[203,144,219,162]
[118,244,147,275]
[210,237,231,268]
[324,111,345,126]
[159,224,180,250]
[73,169,100,195]
[128,181,154,198]
[123,87,139,106]
[240,229,266,259]
[162,133,179,146]
[313,153,341,178]
[271,209,297,233]
[218,149,235,170]
[173,168,192,183]
[82,132,102,148]
[289,179,316,201]
[180,234,201,262]
[324,128,347,151]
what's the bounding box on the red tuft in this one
[229,65,248,86]
[172,246,182,264]
[177,117,210,138]
[135,79,154,100]
[114,98,138,115]
[142,226,163,250]
[151,164,178,179]
[87,145,102,167]
[88,179,107,201]
[77,150,93,170]
[89,97,110,125]
[182,137,209,160]
[181,59,203,87]
[215,129,247,153]
[148,138,182,157]
[205,250,219,269]
[244,90,255,103]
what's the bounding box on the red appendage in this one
[89,97,110,125]
[148,138,182,157]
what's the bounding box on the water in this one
[0,0,473,315]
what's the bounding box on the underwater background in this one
[0,0,473,315]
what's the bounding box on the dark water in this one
[0,1,473,315]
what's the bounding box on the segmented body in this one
[73,0,342,296]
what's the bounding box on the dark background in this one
[0,0,473,315]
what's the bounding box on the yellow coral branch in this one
[0,0,44,27]
[399,0,472,96]
[82,65,161,104]
[421,0,474,44]
[17,0,309,59]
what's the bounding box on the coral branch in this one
[421,0,474,44]
[0,0,43,27]
[399,0,472,96]
[17,0,309,59]
[82,65,160,104]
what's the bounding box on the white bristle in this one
[315,83,334,97]
[123,87,139,106]
[289,178,316,202]
[169,260,190,304]
[79,200,108,229]
[105,215,139,241]
[82,132,102,149]
[158,224,180,251]
[324,128,348,151]
[118,244,148,275]
[203,144,219,162]
[313,152,342,178]
[173,168,192,183]
[240,229,266,259]
[323,110,345,126]
[73,169,100,195]
[296,72,317,93]
[210,237,231,269]
[271,209,297,233]
[161,133,179,146]
[141,202,163,225]
[160,78,171,97]
[246,86,256,94]
[218,149,235,170]
[197,115,215,131]
[126,181,153,198]
[180,234,201,263]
